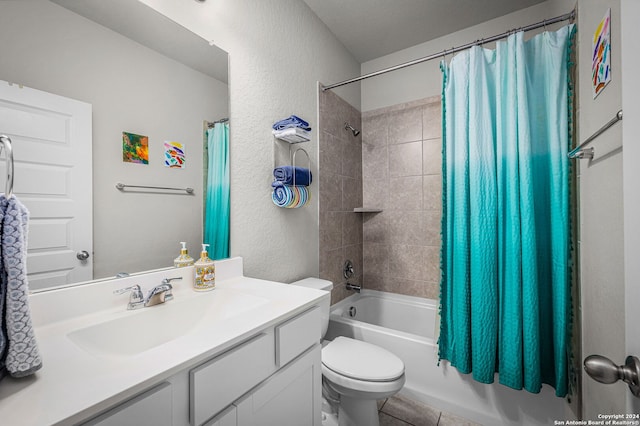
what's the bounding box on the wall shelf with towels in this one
[272,127,311,143]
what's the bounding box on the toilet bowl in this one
[291,278,405,426]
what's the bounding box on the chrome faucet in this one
[114,284,145,310]
[345,282,361,293]
[115,277,182,310]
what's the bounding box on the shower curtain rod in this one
[207,117,229,128]
[321,10,575,91]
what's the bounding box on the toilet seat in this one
[322,337,405,382]
[322,363,406,397]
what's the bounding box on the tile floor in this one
[377,395,481,426]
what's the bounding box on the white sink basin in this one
[67,289,268,357]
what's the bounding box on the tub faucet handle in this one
[343,260,355,279]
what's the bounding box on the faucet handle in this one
[114,284,144,309]
[162,277,183,285]
[114,284,142,295]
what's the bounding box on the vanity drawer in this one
[82,382,172,426]
[190,333,275,426]
[275,306,321,367]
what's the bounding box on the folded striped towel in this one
[272,115,311,131]
[273,166,312,186]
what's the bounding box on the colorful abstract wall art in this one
[122,132,149,164]
[164,141,186,168]
[592,8,611,98]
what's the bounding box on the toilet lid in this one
[322,337,405,382]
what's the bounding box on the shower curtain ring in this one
[543,19,548,32]
[442,47,452,63]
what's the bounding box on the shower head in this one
[344,123,360,137]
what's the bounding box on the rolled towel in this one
[296,186,310,208]
[272,115,311,131]
[288,186,310,208]
[288,186,301,209]
[272,182,293,207]
[273,166,312,186]
[271,183,311,208]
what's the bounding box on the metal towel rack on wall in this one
[568,110,623,160]
[116,183,194,194]
[0,135,14,197]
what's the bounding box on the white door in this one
[581,0,640,418]
[0,80,92,289]
[621,0,640,416]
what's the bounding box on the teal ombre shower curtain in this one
[438,24,575,397]
[204,122,230,259]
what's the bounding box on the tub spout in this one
[346,283,361,293]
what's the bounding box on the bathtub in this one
[325,290,568,426]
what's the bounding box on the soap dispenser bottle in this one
[194,243,215,291]
[174,241,194,268]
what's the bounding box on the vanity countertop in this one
[0,257,328,426]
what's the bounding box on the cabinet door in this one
[235,344,321,426]
[82,382,172,426]
[190,332,275,425]
[204,405,236,426]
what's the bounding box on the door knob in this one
[584,354,640,397]
[76,250,90,261]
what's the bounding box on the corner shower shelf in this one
[353,207,383,213]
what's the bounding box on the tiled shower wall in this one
[361,96,442,299]
[318,88,363,304]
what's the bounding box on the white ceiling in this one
[302,0,547,63]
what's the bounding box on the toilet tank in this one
[290,278,333,338]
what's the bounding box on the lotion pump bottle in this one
[174,242,194,268]
[194,243,215,291]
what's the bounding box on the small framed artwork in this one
[122,131,149,164]
[592,8,611,98]
[164,141,185,168]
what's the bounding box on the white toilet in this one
[291,278,406,426]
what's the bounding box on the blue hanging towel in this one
[272,115,311,131]
[273,166,312,186]
[0,195,42,381]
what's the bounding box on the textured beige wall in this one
[139,0,361,283]
[361,96,442,300]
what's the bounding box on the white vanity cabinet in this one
[79,306,322,426]
[203,405,237,426]
[189,332,276,425]
[82,382,173,426]
[192,306,322,426]
[235,344,321,426]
